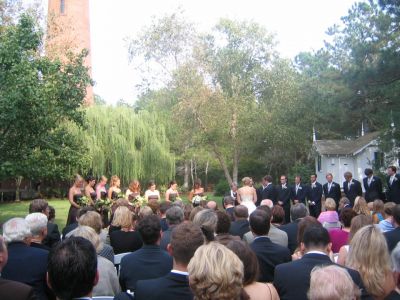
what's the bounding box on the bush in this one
[214,180,230,196]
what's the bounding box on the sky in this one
[42,0,357,104]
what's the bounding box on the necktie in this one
[328,183,332,193]
[368,177,372,186]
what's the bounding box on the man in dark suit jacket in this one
[279,203,308,254]
[387,166,400,204]
[229,205,250,239]
[323,173,341,208]
[274,225,368,300]
[385,204,400,253]
[0,236,36,300]
[276,175,292,224]
[135,223,204,300]
[223,196,235,221]
[308,174,323,218]
[343,171,363,206]
[1,218,51,300]
[29,199,60,247]
[249,209,291,282]
[160,206,184,250]
[291,175,307,204]
[119,215,173,292]
[257,175,276,206]
[224,182,238,206]
[363,168,384,202]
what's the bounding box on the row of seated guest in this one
[5,194,400,299]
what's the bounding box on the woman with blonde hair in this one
[346,225,395,299]
[108,175,121,201]
[317,198,339,224]
[337,214,373,265]
[188,242,248,300]
[237,177,257,216]
[109,206,142,254]
[353,196,370,216]
[372,199,385,224]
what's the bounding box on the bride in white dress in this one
[237,177,257,216]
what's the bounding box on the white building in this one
[313,132,382,186]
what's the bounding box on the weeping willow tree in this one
[81,106,175,185]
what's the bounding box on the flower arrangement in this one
[130,195,148,207]
[192,195,208,205]
[77,196,90,207]
[95,198,112,210]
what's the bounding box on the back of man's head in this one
[29,199,48,214]
[303,225,330,250]
[291,203,308,221]
[250,210,271,236]
[3,218,31,243]
[216,210,231,234]
[166,206,184,226]
[160,202,171,216]
[25,213,48,237]
[207,201,217,210]
[234,205,249,220]
[260,199,273,208]
[78,206,96,219]
[223,196,234,207]
[170,223,204,266]
[47,237,98,300]
[392,204,400,226]
[137,215,161,245]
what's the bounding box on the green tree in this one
[0,13,91,199]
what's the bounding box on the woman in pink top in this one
[317,198,339,223]
[329,207,356,253]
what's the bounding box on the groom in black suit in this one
[343,171,362,206]
[363,168,383,202]
[257,175,276,206]
[135,223,205,300]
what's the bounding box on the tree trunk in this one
[233,147,239,184]
[190,158,194,188]
[15,176,23,202]
[212,143,233,186]
[183,160,190,189]
[205,160,209,192]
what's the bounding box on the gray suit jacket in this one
[243,224,288,248]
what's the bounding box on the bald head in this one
[260,199,273,208]
[234,205,249,220]
[207,201,217,211]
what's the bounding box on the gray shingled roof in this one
[314,132,380,155]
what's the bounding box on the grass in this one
[0,192,222,232]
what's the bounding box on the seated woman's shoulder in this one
[244,282,279,300]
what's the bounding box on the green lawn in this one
[0,192,222,233]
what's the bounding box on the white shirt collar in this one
[306,250,327,256]
[171,269,189,276]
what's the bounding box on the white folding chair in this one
[114,252,131,275]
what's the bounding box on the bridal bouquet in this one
[95,198,112,210]
[77,196,90,207]
[192,195,207,206]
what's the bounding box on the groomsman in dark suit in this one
[257,175,276,206]
[363,168,384,202]
[276,175,292,224]
[343,171,362,206]
[387,166,400,204]
[291,176,307,205]
[308,174,323,218]
[322,173,341,208]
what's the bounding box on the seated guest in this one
[243,206,288,247]
[274,225,366,300]
[280,203,308,254]
[291,216,321,260]
[337,214,373,266]
[47,237,98,300]
[159,202,171,232]
[308,265,360,300]
[271,205,285,227]
[346,225,395,299]
[119,215,172,291]
[338,197,351,213]
[62,206,95,238]
[379,202,396,232]
[183,204,193,222]
[2,218,50,300]
[353,196,371,216]
[206,200,218,211]
[329,207,356,253]
[229,205,250,239]
[192,209,218,243]
[189,206,203,222]
[372,199,385,224]
[385,204,400,253]
[29,199,60,248]
[138,206,154,220]
[317,198,339,224]
[135,223,205,300]
[78,211,115,263]
[227,240,279,300]
[387,243,400,299]
[71,226,120,297]
[25,213,50,251]
[0,235,36,300]
[188,242,246,300]
[224,196,235,221]
[215,210,240,245]
[110,206,143,254]
[160,206,184,250]
[48,206,56,223]
[249,209,291,282]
